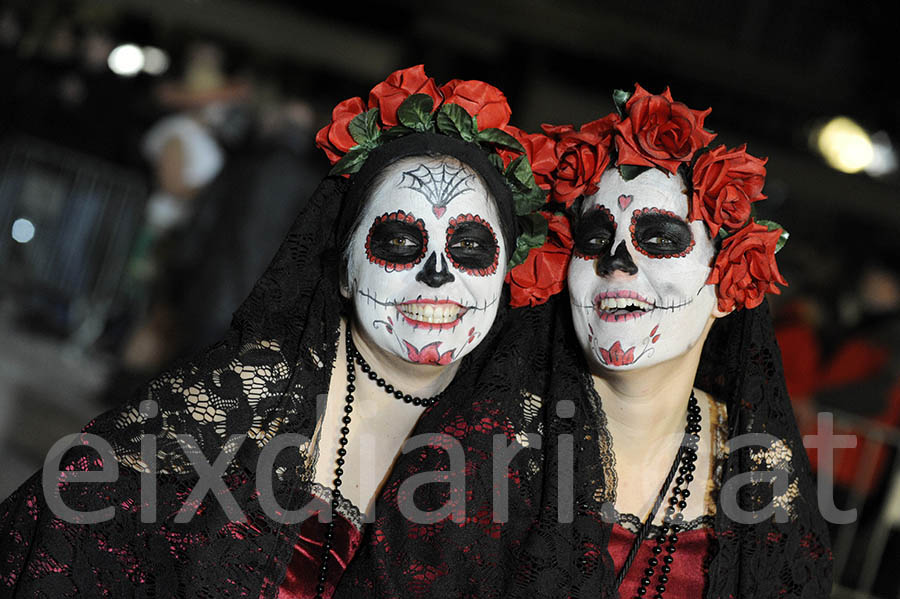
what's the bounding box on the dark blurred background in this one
[0,1,898,596]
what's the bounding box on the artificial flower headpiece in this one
[316,65,569,308]
[516,83,788,312]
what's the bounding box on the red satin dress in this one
[608,517,713,598]
[276,485,364,599]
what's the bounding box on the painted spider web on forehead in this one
[400,163,475,218]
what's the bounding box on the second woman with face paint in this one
[495,84,832,597]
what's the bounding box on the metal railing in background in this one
[0,136,147,349]
[829,410,900,599]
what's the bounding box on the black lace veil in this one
[0,123,830,597]
[338,300,832,597]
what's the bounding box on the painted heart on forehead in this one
[568,167,719,370]
[344,155,507,365]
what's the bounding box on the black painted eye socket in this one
[574,208,616,257]
[368,220,426,264]
[446,221,498,270]
[632,213,693,256]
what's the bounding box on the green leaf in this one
[487,153,505,172]
[436,103,477,141]
[397,93,436,132]
[775,229,789,253]
[329,146,370,176]
[508,213,548,268]
[757,219,789,253]
[619,164,650,181]
[381,125,415,140]
[477,128,526,154]
[612,88,632,118]
[348,108,381,146]
[515,185,547,216]
[505,155,533,187]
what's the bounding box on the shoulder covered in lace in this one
[95,338,299,476]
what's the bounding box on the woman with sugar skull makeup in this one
[0,66,570,598]
[492,85,831,597]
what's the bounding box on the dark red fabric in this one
[277,511,363,599]
[775,321,821,399]
[608,523,711,599]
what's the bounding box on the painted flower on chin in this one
[598,340,636,367]
[403,341,455,366]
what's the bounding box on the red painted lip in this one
[593,290,655,323]
[396,299,467,330]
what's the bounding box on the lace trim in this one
[305,481,365,530]
[613,396,726,538]
[616,511,715,537]
[583,371,617,505]
[705,397,729,513]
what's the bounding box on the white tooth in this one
[616,298,628,309]
[424,305,434,320]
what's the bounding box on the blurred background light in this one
[141,46,169,75]
[865,131,898,178]
[107,43,144,77]
[815,116,875,174]
[11,218,35,243]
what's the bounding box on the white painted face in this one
[567,168,717,370]
[345,155,507,365]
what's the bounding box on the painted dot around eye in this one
[445,214,499,276]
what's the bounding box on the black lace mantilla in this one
[0,160,831,597]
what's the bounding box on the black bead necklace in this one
[314,327,440,599]
[614,392,702,599]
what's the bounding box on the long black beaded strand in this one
[313,330,357,599]
[314,327,439,599]
[615,392,702,599]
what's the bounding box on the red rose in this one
[506,213,574,307]
[315,96,366,164]
[503,126,558,190]
[543,114,617,206]
[690,144,767,237]
[708,221,788,312]
[614,84,716,174]
[440,79,512,130]
[368,65,442,128]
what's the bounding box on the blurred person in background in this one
[119,41,251,377]
[169,98,324,358]
[815,258,900,495]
